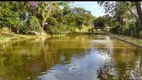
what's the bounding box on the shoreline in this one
[0,32,142,49]
[108,33,142,48]
[0,33,51,44]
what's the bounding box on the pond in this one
[0,34,142,80]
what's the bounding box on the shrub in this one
[19,16,42,34]
[50,23,68,34]
[46,17,57,26]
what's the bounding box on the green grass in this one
[0,33,51,44]
[110,33,142,46]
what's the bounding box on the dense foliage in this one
[0,1,95,35]
[95,1,142,38]
[1,1,142,38]
[19,16,42,34]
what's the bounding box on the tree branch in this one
[123,3,138,20]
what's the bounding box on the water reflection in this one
[97,38,142,80]
[0,34,142,80]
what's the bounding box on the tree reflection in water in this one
[0,35,142,80]
[96,37,142,80]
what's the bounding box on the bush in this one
[46,17,57,26]
[1,26,10,33]
[19,16,42,34]
[49,23,68,34]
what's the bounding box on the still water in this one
[0,34,142,80]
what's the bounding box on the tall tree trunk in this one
[135,2,142,24]
[135,1,142,37]
[41,20,45,35]
[42,20,45,28]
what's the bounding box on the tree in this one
[93,17,105,30]
[0,2,29,33]
[98,1,142,37]
[75,15,84,32]
[19,16,42,34]
[0,1,96,35]
[135,2,142,31]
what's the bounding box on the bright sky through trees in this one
[70,1,105,17]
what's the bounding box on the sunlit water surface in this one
[0,34,142,80]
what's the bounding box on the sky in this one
[69,1,105,17]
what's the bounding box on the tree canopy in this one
[96,1,142,37]
[0,1,95,35]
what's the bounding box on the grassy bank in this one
[0,33,51,44]
[108,33,142,48]
[67,32,105,35]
